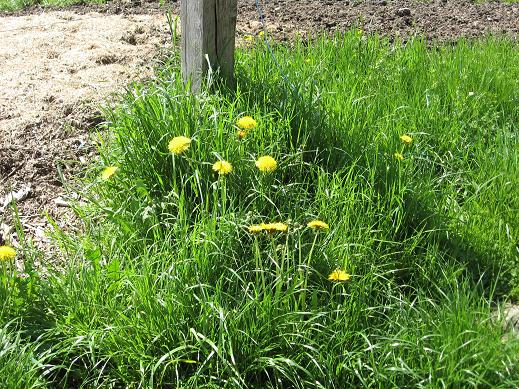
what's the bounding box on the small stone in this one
[1,185,32,212]
[0,223,14,244]
[54,197,71,208]
[249,21,262,30]
[504,304,519,333]
[396,7,411,17]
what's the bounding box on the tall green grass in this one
[1,33,518,387]
[0,0,104,11]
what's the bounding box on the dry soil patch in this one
[0,10,171,266]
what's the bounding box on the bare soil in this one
[1,0,518,265]
[0,9,171,264]
[237,0,519,43]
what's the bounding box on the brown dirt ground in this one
[1,0,518,268]
[240,0,519,42]
[0,9,172,266]
[8,0,519,42]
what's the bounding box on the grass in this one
[0,0,102,12]
[1,32,518,387]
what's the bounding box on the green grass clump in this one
[0,321,48,387]
[1,33,518,387]
[0,0,103,11]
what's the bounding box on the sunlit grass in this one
[1,33,518,387]
[0,0,105,11]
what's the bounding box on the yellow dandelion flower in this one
[101,166,118,181]
[236,116,257,130]
[328,269,351,282]
[237,130,247,139]
[307,220,329,230]
[400,134,413,145]
[258,31,265,38]
[244,35,254,42]
[212,160,233,176]
[248,224,264,233]
[260,222,288,233]
[0,246,16,261]
[394,152,404,162]
[273,222,288,232]
[168,136,191,155]
[255,155,277,173]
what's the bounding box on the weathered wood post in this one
[181,0,238,92]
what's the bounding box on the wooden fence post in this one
[181,0,238,92]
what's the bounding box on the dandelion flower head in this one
[244,35,254,42]
[212,160,233,176]
[258,31,265,38]
[261,222,288,233]
[307,220,329,230]
[248,222,288,234]
[0,246,16,261]
[168,136,191,155]
[236,116,257,130]
[248,224,264,233]
[400,134,413,145]
[237,130,247,139]
[255,155,277,173]
[394,152,404,162]
[101,166,118,181]
[328,269,351,282]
